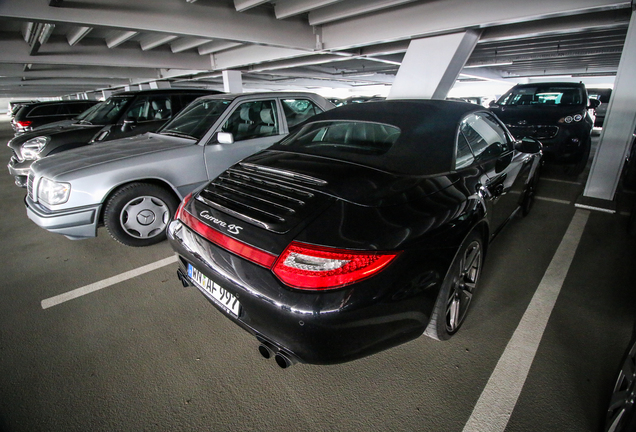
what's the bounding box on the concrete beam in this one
[139,34,178,51]
[480,9,631,43]
[0,0,315,50]
[66,26,92,46]
[212,45,313,70]
[198,41,242,55]
[233,0,269,12]
[0,34,212,70]
[309,0,417,26]
[321,0,631,50]
[170,37,211,53]
[105,30,138,49]
[0,64,161,79]
[275,0,343,20]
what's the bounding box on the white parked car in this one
[25,92,333,246]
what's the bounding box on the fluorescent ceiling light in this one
[464,61,513,68]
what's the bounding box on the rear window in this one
[497,86,585,106]
[275,121,400,157]
[27,104,63,117]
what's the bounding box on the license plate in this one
[187,264,241,317]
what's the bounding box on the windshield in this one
[274,120,400,157]
[79,96,133,125]
[160,98,232,140]
[497,86,585,106]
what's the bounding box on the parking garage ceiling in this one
[0,0,632,98]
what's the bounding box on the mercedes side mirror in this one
[217,132,234,144]
[121,119,136,132]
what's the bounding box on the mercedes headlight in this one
[22,136,49,160]
[38,177,71,205]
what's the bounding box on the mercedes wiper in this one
[161,131,197,140]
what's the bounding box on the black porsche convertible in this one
[167,100,542,367]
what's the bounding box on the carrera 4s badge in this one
[199,211,243,235]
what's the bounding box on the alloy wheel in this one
[606,340,636,432]
[445,240,482,333]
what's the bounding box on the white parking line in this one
[462,209,590,432]
[541,178,583,185]
[535,196,571,205]
[41,256,178,309]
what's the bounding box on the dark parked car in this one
[11,100,99,134]
[8,100,38,118]
[490,82,599,175]
[168,100,542,366]
[25,92,333,247]
[587,88,612,128]
[7,88,220,187]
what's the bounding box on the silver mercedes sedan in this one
[25,92,333,246]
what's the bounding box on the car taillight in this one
[177,195,276,268]
[175,192,192,221]
[16,120,32,128]
[273,241,400,290]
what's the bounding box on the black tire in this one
[104,183,178,247]
[629,201,636,237]
[604,336,636,432]
[424,231,484,341]
[565,136,591,177]
[623,138,636,191]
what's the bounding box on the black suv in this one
[11,100,99,134]
[490,82,599,174]
[8,88,220,187]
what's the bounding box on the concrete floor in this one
[0,118,635,432]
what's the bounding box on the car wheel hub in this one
[136,209,156,226]
[120,196,169,239]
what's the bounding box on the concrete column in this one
[583,6,636,203]
[387,30,480,100]
[223,70,243,93]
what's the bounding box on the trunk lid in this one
[191,150,457,240]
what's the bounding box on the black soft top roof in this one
[271,99,484,175]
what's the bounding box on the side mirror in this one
[121,119,136,132]
[489,100,499,108]
[515,137,543,154]
[588,99,601,109]
[217,131,234,144]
